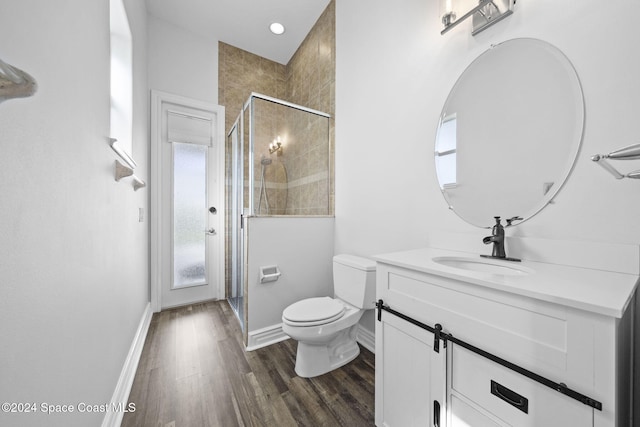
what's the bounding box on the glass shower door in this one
[227,121,244,329]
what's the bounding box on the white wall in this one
[246,217,334,335]
[0,1,149,426]
[336,0,640,336]
[148,15,218,104]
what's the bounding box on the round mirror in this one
[435,38,584,228]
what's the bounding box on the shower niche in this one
[226,93,332,334]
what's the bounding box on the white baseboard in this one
[102,302,152,427]
[246,322,376,355]
[357,325,375,354]
[246,323,290,351]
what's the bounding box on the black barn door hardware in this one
[376,299,602,411]
[375,299,446,353]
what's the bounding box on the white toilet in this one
[282,254,376,378]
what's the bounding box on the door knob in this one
[205,228,216,235]
[209,207,217,214]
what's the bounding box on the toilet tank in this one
[333,254,376,309]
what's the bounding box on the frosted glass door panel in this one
[173,142,208,288]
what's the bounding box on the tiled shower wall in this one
[218,43,287,139]
[283,1,335,214]
[252,99,330,216]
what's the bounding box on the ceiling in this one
[145,0,331,65]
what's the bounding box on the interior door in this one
[155,96,224,309]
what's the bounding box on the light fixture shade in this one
[440,0,515,36]
[627,170,640,179]
[439,0,457,27]
[607,143,640,160]
[269,136,283,154]
[592,143,640,180]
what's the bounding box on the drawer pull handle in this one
[491,380,529,414]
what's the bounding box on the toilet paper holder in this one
[260,265,281,283]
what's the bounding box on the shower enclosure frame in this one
[245,93,331,216]
[227,92,331,338]
[227,115,245,327]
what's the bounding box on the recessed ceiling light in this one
[269,22,285,35]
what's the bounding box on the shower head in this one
[261,157,272,166]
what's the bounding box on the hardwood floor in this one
[121,300,375,427]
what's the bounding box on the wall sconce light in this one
[442,0,457,27]
[269,136,283,154]
[592,143,640,179]
[440,0,515,36]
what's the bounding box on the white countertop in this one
[374,247,639,318]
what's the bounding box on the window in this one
[172,142,208,288]
[110,0,133,158]
[167,110,214,288]
[435,113,457,188]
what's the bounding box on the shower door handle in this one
[205,228,217,235]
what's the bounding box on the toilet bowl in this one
[282,255,376,378]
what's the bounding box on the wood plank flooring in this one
[121,300,375,427]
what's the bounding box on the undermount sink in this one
[432,256,533,276]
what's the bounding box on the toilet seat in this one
[283,297,346,327]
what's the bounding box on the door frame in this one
[150,90,226,313]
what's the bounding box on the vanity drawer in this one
[450,395,503,427]
[451,345,593,426]
[381,266,571,369]
[379,264,599,389]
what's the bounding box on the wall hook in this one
[115,160,134,181]
[132,175,146,191]
[0,57,37,103]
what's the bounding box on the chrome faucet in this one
[481,216,521,262]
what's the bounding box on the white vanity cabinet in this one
[375,307,446,426]
[374,248,638,427]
